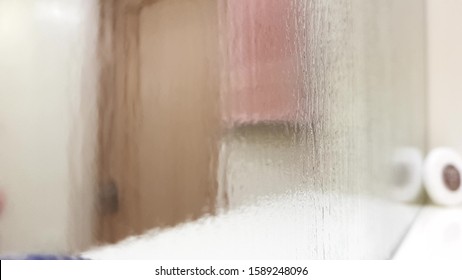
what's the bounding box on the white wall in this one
[0,0,98,254]
[427,0,462,152]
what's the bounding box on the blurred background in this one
[0,0,460,259]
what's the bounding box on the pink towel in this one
[221,0,299,124]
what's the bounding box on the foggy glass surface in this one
[0,0,426,259]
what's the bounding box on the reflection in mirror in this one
[0,0,426,259]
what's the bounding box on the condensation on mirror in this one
[0,0,426,259]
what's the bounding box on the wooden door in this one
[98,0,221,244]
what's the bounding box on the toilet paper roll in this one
[391,147,424,202]
[424,148,462,206]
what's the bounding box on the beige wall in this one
[427,0,462,152]
[0,0,98,254]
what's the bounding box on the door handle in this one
[99,181,119,215]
